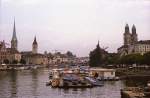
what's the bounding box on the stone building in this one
[21,37,48,65]
[0,41,7,63]
[21,52,48,65]
[44,51,77,65]
[134,40,150,55]
[0,20,21,64]
[118,24,150,56]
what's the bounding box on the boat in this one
[49,72,53,79]
[49,73,94,88]
[97,76,120,81]
[49,68,63,79]
[46,79,52,86]
[85,77,104,86]
[58,77,93,88]
[47,68,104,88]
[58,83,93,88]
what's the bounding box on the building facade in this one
[0,43,21,64]
[0,20,21,64]
[21,52,48,65]
[134,40,150,55]
[21,37,48,65]
[118,24,150,56]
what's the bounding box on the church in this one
[0,19,21,64]
[118,24,150,57]
[0,19,48,65]
[21,36,48,65]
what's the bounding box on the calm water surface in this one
[0,69,126,98]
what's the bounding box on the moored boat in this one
[85,77,104,86]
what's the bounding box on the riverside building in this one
[118,24,150,56]
[21,36,48,65]
[0,20,21,64]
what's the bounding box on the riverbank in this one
[116,67,150,79]
[0,64,46,70]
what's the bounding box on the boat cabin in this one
[89,68,116,80]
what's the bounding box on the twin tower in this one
[124,24,138,46]
[11,19,38,54]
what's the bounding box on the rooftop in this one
[137,40,150,44]
[90,67,116,72]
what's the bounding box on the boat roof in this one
[90,68,115,72]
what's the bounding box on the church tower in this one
[124,24,132,45]
[32,36,38,54]
[131,24,138,44]
[11,19,18,50]
[97,40,100,49]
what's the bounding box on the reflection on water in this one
[10,71,18,98]
[0,69,142,98]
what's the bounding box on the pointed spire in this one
[125,23,129,28]
[2,40,6,49]
[11,18,18,50]
[132,24,136,34]
[33,36,37,45]
[12,18,17,40]
[132,24,135,28]
[97,40,100,48]
[32,36,38,54]
[125,23,130,33]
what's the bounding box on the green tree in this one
[143,52,150,65]
[119,53,143,65]
[66,51,74,57]
[3,59,9,64]
[89,42,103,67]
[107,53,119,64]
[20,59,26,64]
[12,60,18,64]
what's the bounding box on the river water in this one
[0,68,131,98]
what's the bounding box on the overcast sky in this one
[0,0,150,57]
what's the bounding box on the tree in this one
[20,59,26,64]
[107,53,119,65]
[132,54,143,65]
[143,52,150,65]
[66,51,74,57]
[12,60,18,64]
[3,59,9,64]
[48,53,54,59]
[119,53,143,65]
[89,42,103,67]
